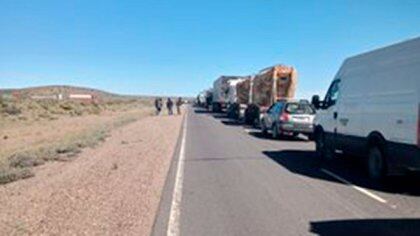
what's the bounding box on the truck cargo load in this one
[245,65,298,125]
[252,65,297,107]
[226,77,251,118]
[236,78,252,105]
[227,77,251,104]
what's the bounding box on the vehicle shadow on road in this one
[249,131,308,142]
[194,109,212,114]
[263,150,420,196]
[221,119,248,127]
[211,113,227,119]
[310,218,420,236]
[186,156,263,162]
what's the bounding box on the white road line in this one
[167,111,188,236]
[320,168,388,204]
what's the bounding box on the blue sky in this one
[1,0,419,97]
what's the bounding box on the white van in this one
[312,37,420,179]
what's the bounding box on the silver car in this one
[260,100,315,139]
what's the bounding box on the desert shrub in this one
[59,102,73,111]
[3,104,21,115]
[70,109,83,116]
[39,100,52,111]
[55,144,81,155]
[17,115,28,121]
[0,167,34,184]
[8,152,45,168]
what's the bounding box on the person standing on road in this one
[167,98,174,115]
[176,97,183,115]
[154,97,162,115]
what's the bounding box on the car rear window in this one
[285,103,315,114]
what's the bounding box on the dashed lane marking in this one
[321,168,390,205]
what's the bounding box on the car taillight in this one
[280,113,289,122]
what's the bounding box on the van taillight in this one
[280,113,289,122]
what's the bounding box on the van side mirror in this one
[311,95,321,109]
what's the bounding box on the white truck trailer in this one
[212,76,248,113]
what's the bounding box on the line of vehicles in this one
[197,37,420,181]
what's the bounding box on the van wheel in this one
[315,131,334,161]
[307,134,315,141]
[368,146,386,180]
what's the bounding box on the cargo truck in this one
[212,76,247,113]
[244,65,298,126]
[204,89,213,110]
[196,91,207,107]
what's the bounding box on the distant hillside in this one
[0,85,137,101]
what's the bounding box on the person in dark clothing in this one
[176,97,183,115]
[154,97,162,115]
[167,98,174,115]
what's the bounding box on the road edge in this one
[151,107,188,236]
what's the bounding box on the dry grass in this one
[0,97,154,185]
[0,98,153,123]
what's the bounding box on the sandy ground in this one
[0,112,184,235]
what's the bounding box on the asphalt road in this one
[153,107,420,236]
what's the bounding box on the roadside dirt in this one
[0,112,184,235]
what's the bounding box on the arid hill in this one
[0,85,139,101]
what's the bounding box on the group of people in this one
[154,97,183,115]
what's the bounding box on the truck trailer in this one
[244,65,298,126]
[212,76,248,113]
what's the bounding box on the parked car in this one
[311,37,420,180]
[260,99,315,139]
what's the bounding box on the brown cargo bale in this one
[252,65,297,107]
[236,78,251,104]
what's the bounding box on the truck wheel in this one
[368,146,386,180]
[315,131,334,161]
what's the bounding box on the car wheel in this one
[272,123,280,139]
[261,122,268,136]
[368,146,386,180]
[253,117,260,128]
[315,131,334,161]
